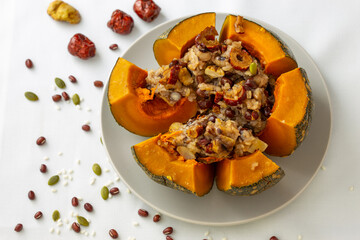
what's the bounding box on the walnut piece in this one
[235,15,244,34]
[47,0,80,24]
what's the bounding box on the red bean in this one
[153,214,161,222]
[163,226,173,235]
[68,75,77,83]
[71,197,79,207]
[62,92,70,101]
[138,209,149,217]
[82,124,90,131]
[84,203,93,212]
[28,190,35,200]
[94,81,103,88]
[36,136,46,145]
[72,222,80,233]
[34,211,43,219]
[52,94,61,102]
[40,164,47,173]
[220,77,234,87]
[225,108,235,118]
[270,236,279,240]
[14,223,23,232]
[25,59,33,68]
[109,229,118,239]
[109,44,119,50]
[110,187,120,195]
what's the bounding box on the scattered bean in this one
[52,210,60,222]
[84,203,93,212]
[28,190,35,200]
[68,75,77,83]
[55,78,66,89]
[163,226,173,235]
[14,223,23,232]
[77,216,89,226]
[138,209,149,217]
[25,91,39,101]
[110,187,120,195]
[25,59,33,68]
[166,236,174,240]
[153,214,161,222]
[82,124,91,131]
[71,197,79,207]
[101,186,109,200]
[34,211,43,220]
[225,108,235,118]
[270,237,279,240]
[62,91,70,101]
[94,80,103,88]
[109,229,118,239]
[40,164,47,173]
[72,222,80,233]
[109,44,119,50]
[52,94,62,102]
[36,136,46,145]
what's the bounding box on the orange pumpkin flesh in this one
[216,151,284,196]
[219,15,298,77]
[131,134,215,197]
[108,58,197,137]
[259,68,312,156]
[153,12,216,66]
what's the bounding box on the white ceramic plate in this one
[101,13,332,226]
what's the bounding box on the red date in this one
[107,10,134,35]
[133,0,161,22]
[68,33,96,60]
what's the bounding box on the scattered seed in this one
[82,124,91,132]
[138,209,148,217]
[166,236,173,240]
[61,92,70,101]
[270,236,279,240]
[34,211,43,219]
[94,80,103,88]
[56,229,61,235]
[109,44,118,50]
[100,137,103,145]
[77,216,89,226]
[48,175,60,185]
[69,75,77,83]
[132,221,139,226]
[72,222,81,233]
[86,107,92,112]
[28,190,35,200]
[72,94,80,105]
[72,197,79,207]
[109,229,118,239]
[204,231,210,236]
[49,227,54,233]
[43,156,49,161]
[84,203,93,212]
[90,177,96,185]
[58,152,63,156]
[14,223,23,232]
[52,210,60,222]
[126,188,131,194]
[55,77,66,89]
[101,186,109,200]
[51,189,57,193]
[163,227,173,235]
[63,181,68,186]
[40,164,47,173]
[55,105,61,111]
[153,214,161,222]
[52,94,62,102]
[105,168,110,173]
[110,187,120,195]
[25,59,33,68]
[91,230,96,236]
[36,136,46,145]
[25,91,39,101]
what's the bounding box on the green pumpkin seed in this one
[48,175,60,185]
[72,93,80,105]
[249,62,257,75]
[52,210,60,222]
[77,216,89,226]
[100,137,103,145]
[92,163,102,176]
[55,77,66,89]
[101,186,109,200]
[25,91,39,101]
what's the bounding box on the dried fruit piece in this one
[107,10,134,35]
[47,0,80,24]
[195,26,219,52]
[68,33,96,60]
[25,92,39,101]
[229,48,252,70]
[133,0,161,22]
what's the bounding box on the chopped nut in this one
[205,65,225,79]
[178,68,193,86]
[47,0,81,24]
[235,15,244,33]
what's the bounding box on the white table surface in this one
[0,0,359,239]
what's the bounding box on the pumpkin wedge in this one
[108,58,197,136]
[259,68,312,156]
[131,134,215,197]
[153,12,216,66]
[216,151,285,196]
[219,15,298,77]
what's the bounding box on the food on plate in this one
[107,10,134,35]
[133,0,161,22]
[108,13,313,196]
[68,33,96,60]
[47,0,81,24]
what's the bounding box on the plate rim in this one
[100,12,333,226]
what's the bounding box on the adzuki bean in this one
[68,75,77,83]
[109,187,120,195]
[52,94,61,102]
[153,214,161,222]
[82,124,90,131]
[34,211,43,219]
[71,197,79,207]
[62,92,70,101]
[166,236,174,240]
[109,44,119,50]
[25,59,33,68]
[72,222,80,233]
[36,136,46,145]
[28,190,35,200]
[40,164,47,173]
[109,229,118,239]
[94,80,103,88]
[163,226,173,235]
[14,223,23,232]
[84,203,93,212]
[270,237,279,240]
[138,209,149,217]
